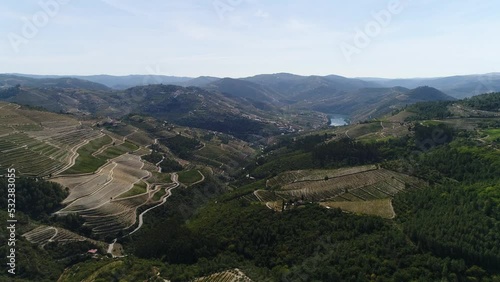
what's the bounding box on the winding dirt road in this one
[127,173,179,236]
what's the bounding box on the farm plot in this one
[62,134,113,174]
[53,154,152,236]
[320,199,395,219]
[103,124,137,137]
[151,185,169,201]
[197,145,237,165]
[274,167,426,202]
[267,165,377,187]
[195,145,244,171]
[193,268,253,282]
[116,180,148,199]
[194,138,254,172]
[131,146,151,157]
[18,107,80,127]
[0,133,69,176]
[96,141,139,160]
[240,192,260,203]
[177,169,204,186]
[0,103,103,176]
[484,128,500,142]
[0,126,13,136]
[125,131,154,147]
[22,225,104,247]
[47,128,102,149]
[254,190,286,202]
[82,200,147,235]
[0,106,39,127]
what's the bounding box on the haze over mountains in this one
[5,72,500,99]
[2,72,497,129]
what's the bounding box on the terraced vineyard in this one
[0,102,102,176]
[319,199,395,219]
[192,268,253,282]
[250,166,426,217]
[194,139,255,173]
[266,165,378,188]
[276,168,425,201]
[22,225,106,248]
[53,154,153,236]
[177,169,204,186]
[0,103,184,238]
[254,190,286,202]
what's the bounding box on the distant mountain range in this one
[5,72,500,99]
[0,74,110,91]
[0,72,494,134]
[359,73,500,99]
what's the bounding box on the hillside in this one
[0,90,500,281]
[0,74,110,91]
[243,73,379,98]
[121,84,281,139]
[293,86,454,121]
[0,84,290,140]
[206,77,284,109]
[0,74,476,126]
[8,72,500,99]
[363,73,500,99]
[0,102,101,176]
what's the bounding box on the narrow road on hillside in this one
[52,132,105,176]
[345,129,351,139]
[126,173,179,236]
[190,170,205,186]
[380,121,386,137]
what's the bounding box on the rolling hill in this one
[361,73,500,99]
[293,86,454,121]
[242,72,379,99]
[0,74,110,91]
[6,83,291,140]
[205,77,284,110]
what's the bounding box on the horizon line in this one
[2,71,500,81]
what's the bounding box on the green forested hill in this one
[460,92,500,111]
[0,89,499,281]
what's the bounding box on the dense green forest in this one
[395,182,500,271]
[405,101,453,121]
[142,147,184,172]
[160,135,201,159]
[460,92,500,111]
[252,131,420,179]
[0,177,67,220]
[2,92,500,281]
[0,178,99,282]
[178,113,270,141]
[118,122,500,281]
[0,85,20,99]
[124,199,496,281]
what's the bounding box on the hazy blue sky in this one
[1,0,499,78]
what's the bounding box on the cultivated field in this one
[266,165,378,188]
[483,128,500,142]
[53,154,152,235]
[320,199,395,219]
[52,152,179,236]
[194,139,255,173]
[276,168,425,201]
[177,169,204,186]
[22,225,106,248]
[192,268,253,282]
[0,103,102,176]
[254,165,426,217]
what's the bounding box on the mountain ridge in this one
[5,72,500,99]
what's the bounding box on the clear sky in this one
[1,0,499,78]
